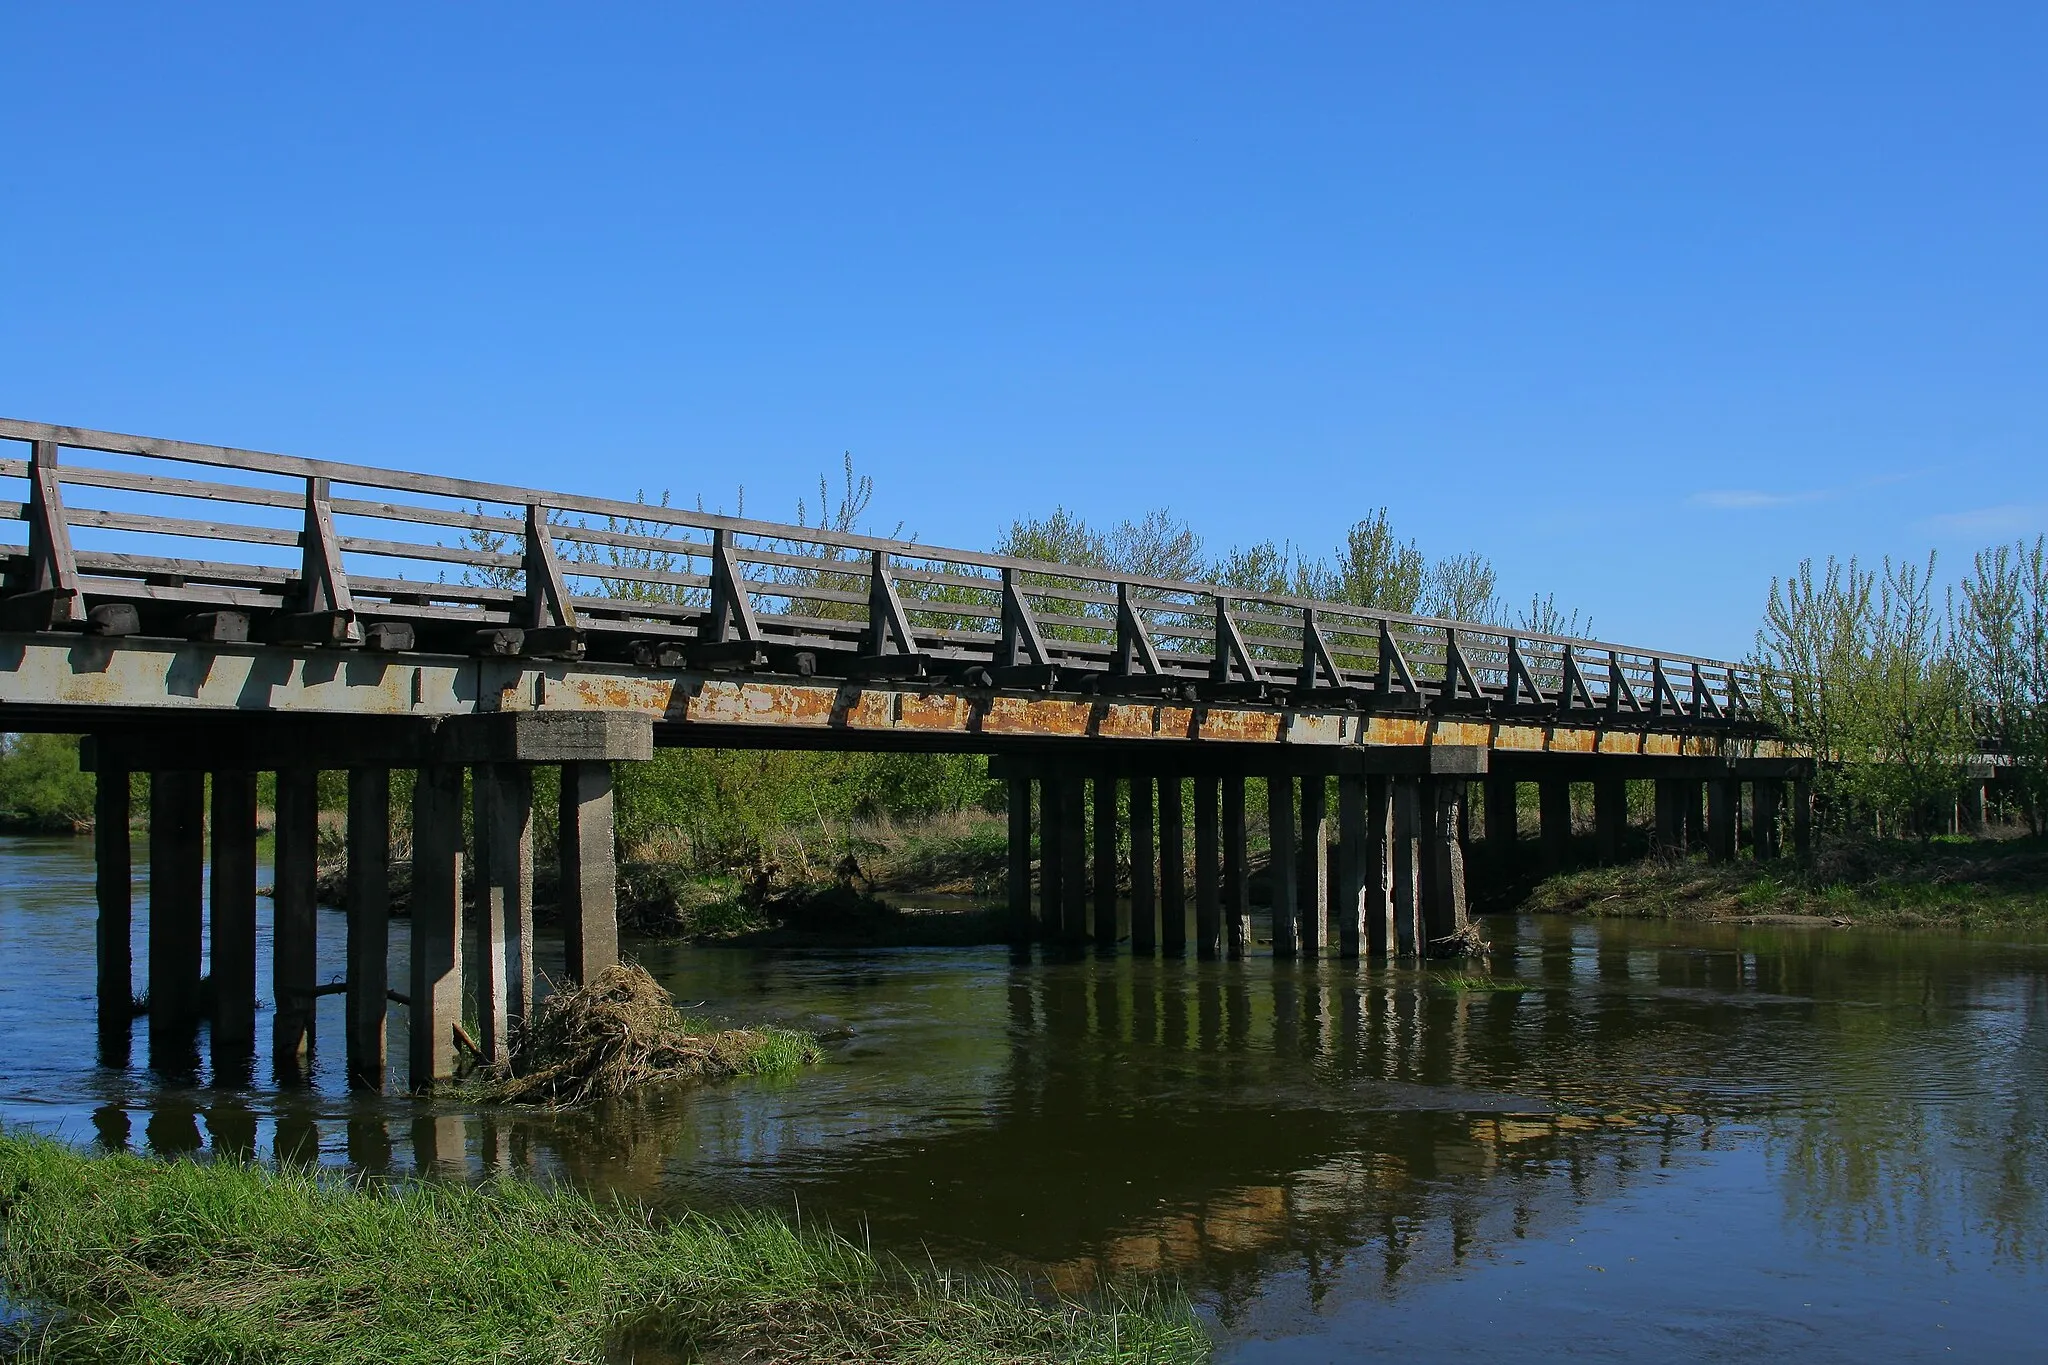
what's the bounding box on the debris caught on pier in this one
[1426,923,1490,959]
[479,963,822,1108]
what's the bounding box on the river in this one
[2,833,2044,1361]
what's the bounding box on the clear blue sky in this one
[4,4,2043,658]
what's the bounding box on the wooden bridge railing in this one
[0,418,1778,729]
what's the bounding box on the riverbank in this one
[1521,834,2048,930]
[0,1133,1207,1365]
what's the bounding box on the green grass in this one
[1519,834,2048,932]
[0,1133,1208,1365]
[1430,973,1530,992]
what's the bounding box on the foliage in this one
[0,1132,1209,1365]
[1757,554,1973,838]
[0,733,95,831]
[1955,536,2048,832]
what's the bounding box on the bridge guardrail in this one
[0,418,1781,730]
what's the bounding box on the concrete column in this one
[1223,774,1249,959]
[1653,779,1686,855]
[147,770,206,1057]
[409,763,465,1089]
[1539,780,1573,871]
[1193,776,1221,959]
[1159,776,1186,954]
[474,764,535,1062]
[1006,775,1033,942]
[208,769,259,1057]
[1129,776,1156,954]
[1298,775,1329,957]
[94,765,132,1058]
[1266,773,1297,958]
[559,760,618,983]
[1594,777,1627,864]
[1336,773,1367,960]
[1707,779,1738,861]
[1365,775,1394,957]
[1059,774,1086,942]
[1392,777,1422,955]
[272,767,320,1077]
[1038,776,1063,942]
[1484,776,1517,865]
[345,768,391,1091]
[1421,778,1471,950]
[1092,774,1119,944]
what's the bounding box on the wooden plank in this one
[409,763,465,1088]
[1365,774,1393,957]
[1038,776,1063,942]
[1336,772,1365,960]
[1298,775,1328,957]
[1059,774,1086,942]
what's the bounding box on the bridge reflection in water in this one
[56,905,2040,1333]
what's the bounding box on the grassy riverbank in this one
[1521,835,2048,931]
[0,1133,1207,1365]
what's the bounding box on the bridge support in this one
[474,764,535,1063]
[1420,777,1471,951]
[1653,779,1686,855]
[1392,776,1421,955]
[1059,775,1086,942]
[1752,780,1781,860]
[1336,773,1366,960]
[409,763,466,1089]
[1708,778,1740,861]
[147,770,205,1065]
[1037,776,1063,942]
[559,759,619,985]
[1223,775,1249,958]
[1194,776,1220,959]
[1267,774,1297,958]
[345,768,391,1091]
[209,769,259,1061]
[273,767,320,1079]
[1298,776,1329,958]
[1792,778,1813,865]
[1594,778,1627,864]
[1129,776,1156,954]
[1160,777,1186,954]
[1006,775,1032,942]
[1094,775,1119,946]
[1365,775,1394,957]
[94,766,131,1062]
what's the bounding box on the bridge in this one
[0,418,1811,1091]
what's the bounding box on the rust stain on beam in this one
[1098,704,1161,740]
[1433,721,1489,748]
[1198,709,1281,743]
[1365,717,1429,747]
[684,679,836,727]
[979,695,1093,737]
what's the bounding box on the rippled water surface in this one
[4,833,2046,1361]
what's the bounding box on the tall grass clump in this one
[0,1132,1209,1365]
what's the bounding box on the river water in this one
[3,832,2045,1361]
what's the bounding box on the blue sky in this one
[4,4,2043,658]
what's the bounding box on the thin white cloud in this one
[1690,489,1811,510]
[1690,470,1924,514]
[1923,503,2048,537]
